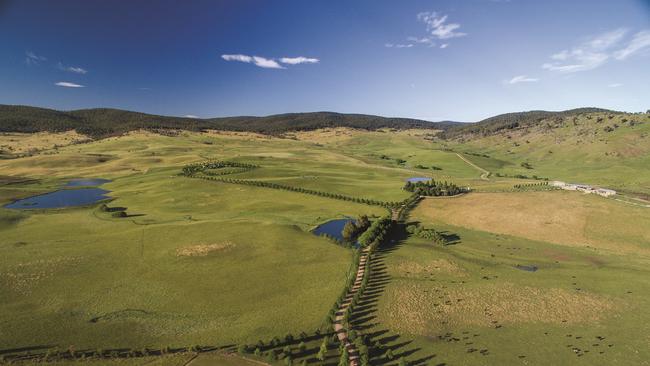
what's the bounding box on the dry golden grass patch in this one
[380,282,618,336]
[0,131,90,153]
[176,242,235,257]
[288,128,364,143]
[202,130,271,140]
[413,192,650,255]
[393,259,466,277]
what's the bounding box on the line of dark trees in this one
[181,161,258,176]
[403,179,466,196]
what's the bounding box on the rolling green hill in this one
[435,110,650,196]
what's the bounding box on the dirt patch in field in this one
[393,259,467,277]
[176,242,235,257]
[380,282,618,336]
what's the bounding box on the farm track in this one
[456,153,490,180]
[334,246,370,366]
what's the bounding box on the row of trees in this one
[358,216,392,247]
[181,161,258,176]
[403,179,466,197]
[0,345,206,363]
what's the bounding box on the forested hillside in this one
[439,107,620,139]
[0,105,444,138]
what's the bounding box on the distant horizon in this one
[1,0,649,121]
[3,102,641,124]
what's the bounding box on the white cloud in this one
[542,28,650,73]
[608,83,623,88]
[507,75,539,84]
[280,56,319,65]
[407,36,435,46]
[222,54,253,63]
[388,11,465,50]
[222,54,319,69]
[25,51,47,65]
[417,12,467,40]
[614,30,650,60]
[252,56,283,69]
[58,62,87,74]
[55,81,84,88]
[184,115,199,118]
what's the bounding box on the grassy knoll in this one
[372,192,650,365]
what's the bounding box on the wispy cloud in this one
[222,54,319,69]
[280,56,319,65]
[417,12,467,40]
[608,83,623,88]
[614,30,650,60]
[506,75,540,84]
[25,51,47,65]
[55,81,84,88]
[388,11,465,50]
[223,54,283,68]
[184,114,199,118]
[542,28,650,73]
[57,62,87,74]
[385,43,414,48]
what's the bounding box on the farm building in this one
[551,181,616,197]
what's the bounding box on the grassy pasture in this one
[0,131,394,352]
[371,191,650,365]
[1,127,649,365]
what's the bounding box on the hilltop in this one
[438,107,622,139]
[0,105,446,138]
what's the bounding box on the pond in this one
[4,179,112,210]
[407,177,432,183]
[312,218,355,242]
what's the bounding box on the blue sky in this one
[1,0,649,121]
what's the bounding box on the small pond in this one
[312,218,355,242]
[4,179,112,209]
[514,265,538,272]
[407,177,432,183]
[65,178,112,187]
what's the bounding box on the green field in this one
[1,118,649,365]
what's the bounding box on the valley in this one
[1,108,649,365]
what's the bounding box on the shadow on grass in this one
[346,222,437,366]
